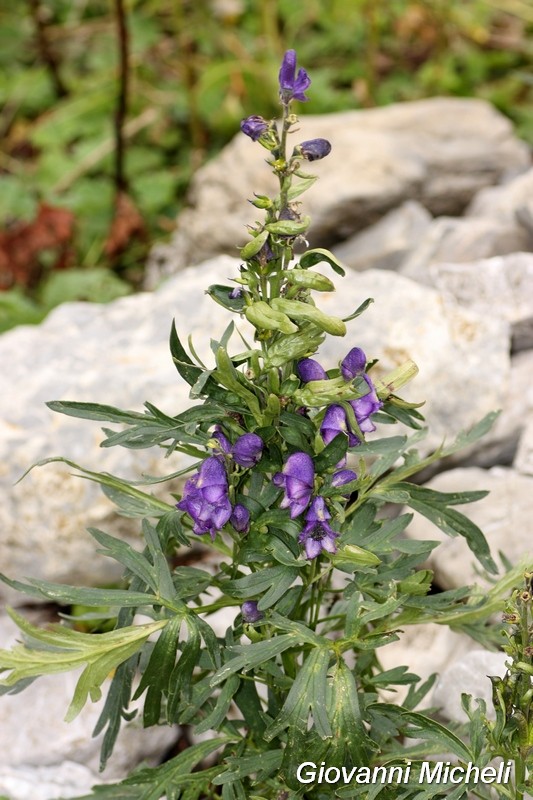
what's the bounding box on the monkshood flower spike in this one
[1,45,506,800]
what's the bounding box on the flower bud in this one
[230,503,251,533]
[232,433,263,468]
[240,115,269,141]
[241,600,264,623]
[295,138,332,162]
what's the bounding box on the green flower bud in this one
[286,269,335,292]
[271,298,346,336]
[245,301,298,334]
[240,229,270,260]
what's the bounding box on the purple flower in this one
[232,433,263,468]
[341,347,366,381]
[212,427,231,455]
[298,496,339,559]
[242,600,264,623]
[320,405,359,448]
[229,287,243,300]
[176,457,232,539]
[230,503,250,533]
[297,358,327,383]
[241,115,269,141]
[298,138,332,162]
[279,49,311,103]
[350,375,382,435]
[273,452,314,519]
[331,469,358,494]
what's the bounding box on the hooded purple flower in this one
[331,469,358,495]
[212,427,231,455]
[350,375,382,434]
[273,452,314,519]
[241,600,264,623]
[341,347,367,381]
[279,49,311,103]
[177,457,232,539]
[298,138,332,162]
[320,405,359,448]
[240,115,269,141]
[230,503,250,533]
[232,433,263,468]
[298,496,339,559]
[297,357,328,383]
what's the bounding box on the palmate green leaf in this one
[393,482,497,574]
[0,610,167,722]
[264,647,332,741]
[72,738,228,800]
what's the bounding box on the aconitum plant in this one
[1,49,531,800]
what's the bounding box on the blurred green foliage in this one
[0,0,531,331]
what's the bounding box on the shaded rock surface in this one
[147,98,529,280]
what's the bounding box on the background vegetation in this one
[0,0,532,331]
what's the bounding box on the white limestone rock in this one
[0,612,177,784]
[147,98,529,280]
[433,650,509,723]
[331,201,432,272]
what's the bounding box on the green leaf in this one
[194,673,240,734]
[264,323,325,368]
[220,566,299,605]
[210,635,297,687]
[264,647,332,740]
[324,660,372,766]
[393,483,497,574]
[0,574,159,610]
[73,737,229,799]
[214,347,262,423]
[46,400,147,424]
[169,320,202,387]
[0,610,167,722]
[401,711,473,763]
[314,433,348,472]
[342,297,374,322]
[213,750,283,785]
[207,284,246,312]
[299,247,346,276]
[134,614,184,726]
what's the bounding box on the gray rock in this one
[147,98,529,280]
[467,166,533,227]
[379,624,473,705]
[405,467,533,589]
[515,419,533,476]
[0,761,101,800]
[0,259,511,603]
[433,650,509,723]
[0,670,176,778]
[315,268,510,452]
[0,612,176,782]
[400,217,530,283]
[428,253,533,353]
[331,201,432,271]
